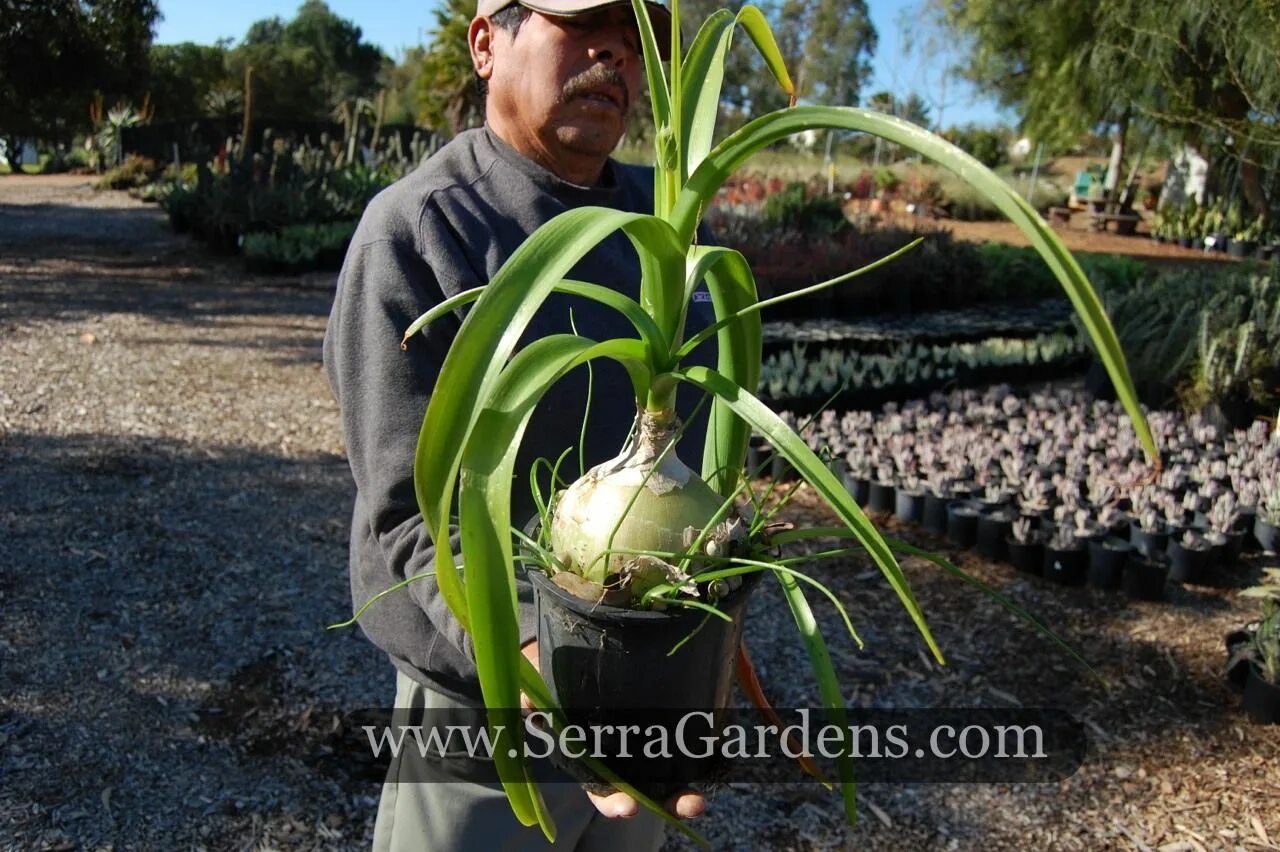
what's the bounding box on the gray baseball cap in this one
[476,0,673,59]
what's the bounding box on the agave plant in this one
[400,0,1158,842]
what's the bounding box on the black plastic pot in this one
[1129,522,1169,559]
[895,489,925,525]
[1122,554,1167,601]
[946,502,980,549]
[1239,507,1259,551]
[1254,517,1280,554]
[1228,240,1257,259]
[868,481,896,514]
[770,452,798,482]
[1043,543,1087,586]
[1087,538,1131,589]
[841,471,870,507]
[1167,540,1212,585]
[922,492,950,535]
[1242,664,1280,724]
[529,568,761,796]
[1226,626,1256,690]
[746,438,771,476]
[976,510,1014,562]
[1006,537,1043,575]
[1218,529,1245,563]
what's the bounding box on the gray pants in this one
[372,670,666,851]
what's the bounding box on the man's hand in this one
[519,640,707,821]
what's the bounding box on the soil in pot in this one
[1242,664,1280,724]
[868,481,896,514]
[895,489,925,525]
[1006,537,1044,575]
[529,568,762,797]
[1043,542,1087,586]
[976,509,1014,562]
[1087,537,1131,589]
[1122,554,1168,601]
[946,502,980,549]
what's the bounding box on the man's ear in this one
[469,16,495,81]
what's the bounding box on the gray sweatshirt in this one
[323,126,714,701]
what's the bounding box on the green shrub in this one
[242,220,359,273]
[760,182,849,233]
[97,155,158,189]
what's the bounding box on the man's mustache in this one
[561,66,631,113]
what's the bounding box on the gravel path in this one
[1,176,1276,852]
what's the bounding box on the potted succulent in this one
[922,471,954,535]
[1208,493,1244,562]
[1256,475,1280,553]
[976,504,1016,562]
[1167,528,1212,584]
[400,0,1158,838]
[1228,213,1263,259]
[1229,570,1280,724]
[1043,523,1087,586]
[894,474,926,524]
[841,453,872,507]
[1130,507,1170,559]
[1122,550,1168,601]
[1007,517,1046,575]
[947,499,982,549]
[868,462,897,513]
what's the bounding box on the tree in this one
[224,1,387,121]
[0,0,160,163]
[148,42,232,121]
[414,0,482,135]
[935,0,1280,213]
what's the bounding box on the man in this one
[323,1,708,848]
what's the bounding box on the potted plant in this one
[841,454,871,507]
[976,504,1016,562]
[1256,474,1280,553]
[1130,507,1170,558]
[1208,493,1244,563]
[1043,523,1087,586]
[400,1,1158,838]
[868,461,897,513]
[1229,570,1280,723]
[1168,528,1212,585]
[946,499,982,549]
[922,471,954,535]
[1007,517,1046,575]
[1228,214,1263,259]
[894,474,926,524]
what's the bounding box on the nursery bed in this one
[2,176,1276,851]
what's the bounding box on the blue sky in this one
[153,0,1013,128]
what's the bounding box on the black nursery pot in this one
[1129,522,1169,559]
[868,481,896,514]
[976,510,1014,562]
[1225,626,1257,690]
[770,452,798,482]
[895,489,925,525]
[841,471,870,507]
[1242,664,1280,724]
[1006,537,1043,574]
[1254,517,1280,554]
[1122,554,1167,601]
[922,492,950,535]
[946,502,981,549]
[1043,543,1087,586]
[1087,537,1131,589]
[529,569,761,796]
[1167,540,1211,585]
[745,437,771,476]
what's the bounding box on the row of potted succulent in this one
[1150,200,1277,260]
[753,386,1280,583]
[758,332,1087,400]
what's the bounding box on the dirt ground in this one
[2,174,1278,851]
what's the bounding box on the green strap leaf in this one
[681,247,761,497]
[734,5,794,102]
[415,207,682,595]
[673,365,944,665]
[403,279,667,362]
[671,106,1157,467]
[679,10,736,178]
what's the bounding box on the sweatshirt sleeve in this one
[323,230,540,666]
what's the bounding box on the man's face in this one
[474,4,645,183]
